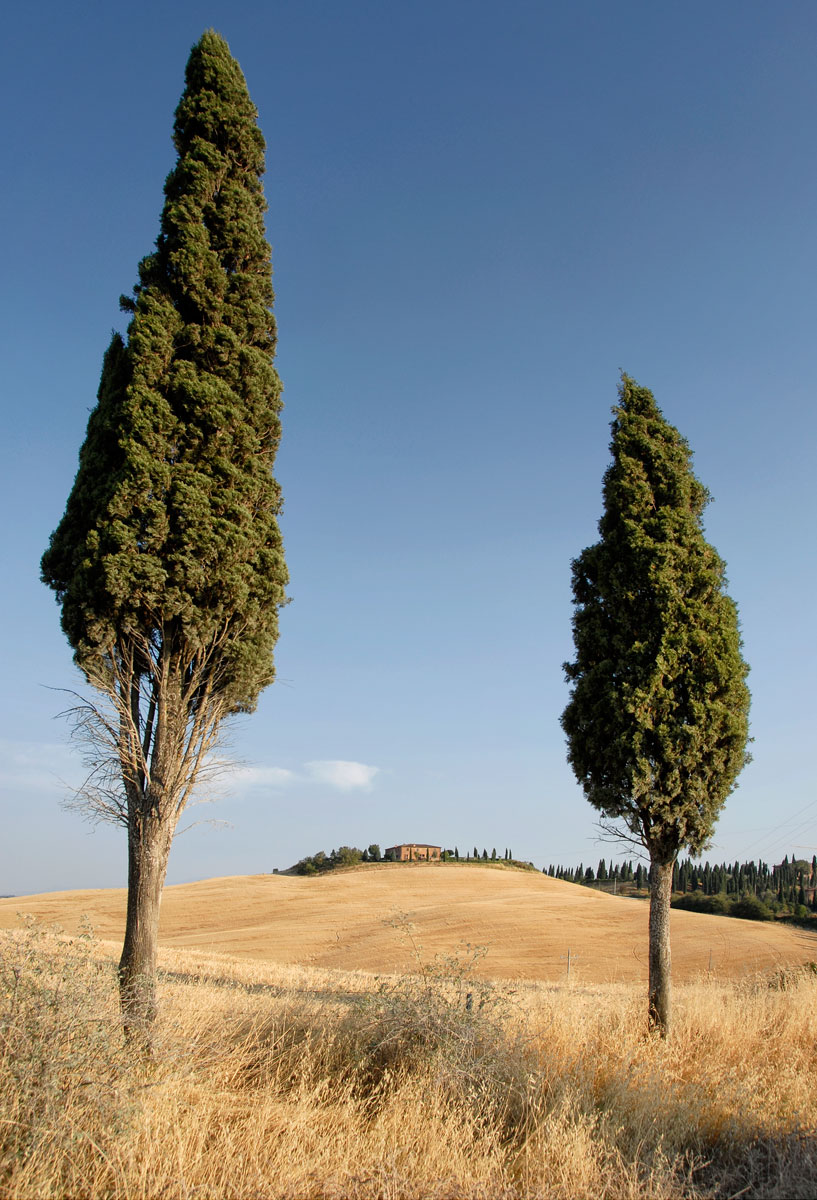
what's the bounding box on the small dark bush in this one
[731,895,772,921]
[672,892,731,915]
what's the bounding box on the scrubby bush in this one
[672,892,774,921]
[672,892,731,915]
[731,895,772,921]
[294,846,364,874]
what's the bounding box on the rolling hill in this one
[2,861,814,983]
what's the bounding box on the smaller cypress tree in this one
[562,375,749,1035]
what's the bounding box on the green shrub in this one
[672,892,731,915]
[293,846,365,873]
[672,892,775,921]
[731,895,772,921]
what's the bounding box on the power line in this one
[734,797,817,858]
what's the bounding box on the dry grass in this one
[2,917,816,1199]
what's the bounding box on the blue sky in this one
[2,1,815,894]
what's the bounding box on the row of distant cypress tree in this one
[451,848,516,862]
[547,859,641,886]
[546,854,817,916]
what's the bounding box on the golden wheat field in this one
[1,861,815,983]
[3,864,817,1199]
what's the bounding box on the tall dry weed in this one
[0,919,136,1197]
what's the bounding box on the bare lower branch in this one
[595,817,649,858]
[176,817,233,837]
[55,625,238,832]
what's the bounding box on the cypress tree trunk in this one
[119,816,173,1035]
[117,660,187,1035]
[648,857,674,1036]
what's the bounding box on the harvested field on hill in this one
[2,862,814,983]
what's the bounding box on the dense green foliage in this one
[294,847,366,874]
[562,375,750,862]
[42,30,287,715]
[671,892,769,920]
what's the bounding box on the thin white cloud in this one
[305,760,380,791]
[227,759,380,793]
[229,765,298,788]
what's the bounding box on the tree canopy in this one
[562,375,750,862]
[42,30,287,716]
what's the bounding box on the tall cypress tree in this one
[562,375,750,1035]
[41,31,287,1032]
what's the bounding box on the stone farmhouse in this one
[384,843,442,862]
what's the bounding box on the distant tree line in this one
[292,845,525,874]
[672,854,817,920]
[545,854,817,921]
[454,848,518,862]
[294,845,381,874]
[546,859,642,887]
